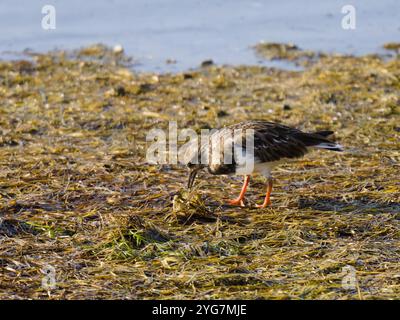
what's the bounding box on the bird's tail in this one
[311,130,343,151]
[294,130,344,152]
[313,130,334,138]
[312,142,344,151]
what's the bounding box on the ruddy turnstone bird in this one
[184,120,343,208]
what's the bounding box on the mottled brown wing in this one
[252,126,309,162]
[227,121,310,163]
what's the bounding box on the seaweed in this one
[0,44,399,299]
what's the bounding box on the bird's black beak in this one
[187,169,199,189]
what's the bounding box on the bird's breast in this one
[208,163,237,175]
[235,160,282,177]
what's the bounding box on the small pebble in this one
[113,44,124,54]
[201,59,214,67]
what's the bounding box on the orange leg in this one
[228,175,250,206]
[256,177,273,208]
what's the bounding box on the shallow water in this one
[0,0,398,72]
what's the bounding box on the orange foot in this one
[228,198,246,207]
[255,200,272,208]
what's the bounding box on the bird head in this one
[180,139,207,189]
[187,162,205,189]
